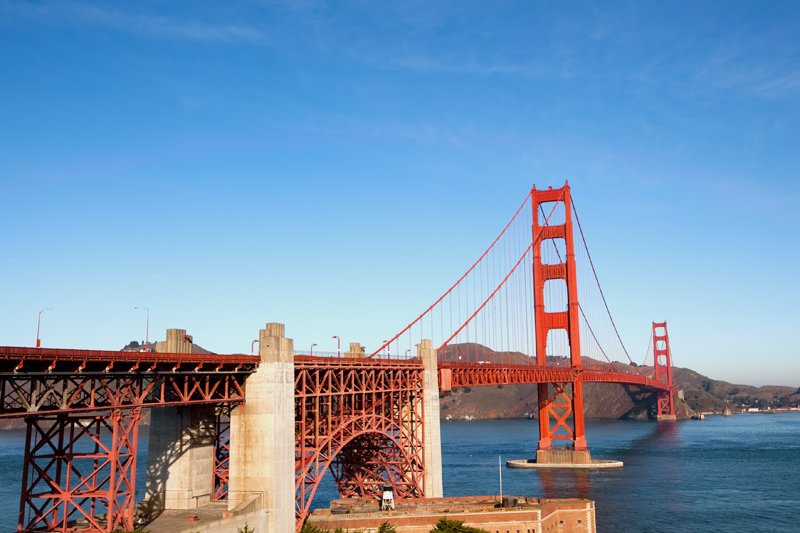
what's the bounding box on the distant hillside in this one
[671,366,799,412]
[121,340,216,355]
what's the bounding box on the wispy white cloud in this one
[687,30,800,100]
[2,1,265,44]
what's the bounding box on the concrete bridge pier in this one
[228,323,295,532]
[417,339,443,498]
[144,329,216,512]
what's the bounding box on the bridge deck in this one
[439,361,671,391]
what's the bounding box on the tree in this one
[378,522,397,533]
[430,517,490,533]
[123,341,140,350]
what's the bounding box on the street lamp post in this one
[134,307,150,352]
[383,340,388,358]
[311,343,317,357]
[332,335,340,357]
[251,339,259,356]
[405,349,411,358]
[36,308,52,348]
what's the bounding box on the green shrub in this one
[378,522,397,533]
[237,524,255,533]
[430,517,490,532]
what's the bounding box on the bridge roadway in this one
[438,361,670,391]
[0,346,667,419]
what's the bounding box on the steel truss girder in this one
[19,409,141,533]
[0,372,246,418]
[294,360,425,529]
[439,363,670,392]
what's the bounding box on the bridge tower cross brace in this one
[531,183,589,462]
[652,321,676,420]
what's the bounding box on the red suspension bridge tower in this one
[531,184,589,463]
[652,321,676,420]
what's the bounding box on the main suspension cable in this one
[570,199,641,371]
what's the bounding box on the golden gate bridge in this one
[0,183,676,532]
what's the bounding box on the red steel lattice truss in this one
[0,346,256,532]
[18,409,141,533]
[294,357,426,529]
[213,407,231,501]
[0,347,256,418]
[438,362,671,391]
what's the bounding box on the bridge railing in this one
[293,350,421,364]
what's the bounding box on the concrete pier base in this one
[508,448,622,469]
[657,414,677,421]
[143,329,215,513]
[144,405,216,511]
[507,458,623,469]
[537,449,592,465]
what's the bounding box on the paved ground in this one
[142,501,230,532]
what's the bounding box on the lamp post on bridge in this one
[311,343,317,357]
[332,335,340,357]
[251,339,259,356]
[383,340,388,358]
[134,306,150,352]
[36,308,52,348]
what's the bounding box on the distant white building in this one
[747,408,759,412]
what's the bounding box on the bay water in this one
[0,415,797,532]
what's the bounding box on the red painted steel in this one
[0,346,255,419]
[18,408,141,533]
[294,357,426,529]
[531,184,587,451]
[439,362,671,390]
[652,322,676,417]
[213,407,231,501]
[0,346,259,367]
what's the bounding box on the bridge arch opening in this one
[537,201,566,226]
[545,328,571,364]
[296,413,424,527]
[541,238,567,265]
[543,279,568,313]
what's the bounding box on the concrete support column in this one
[417,339,443,498]
[144,329,215,512]
[344,342,364,359]
[228,323,295,533]
[145,406,216,510]
[155,328,194,354]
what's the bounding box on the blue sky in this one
[1,1,798,386]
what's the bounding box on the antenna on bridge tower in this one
[652,322,676,421]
